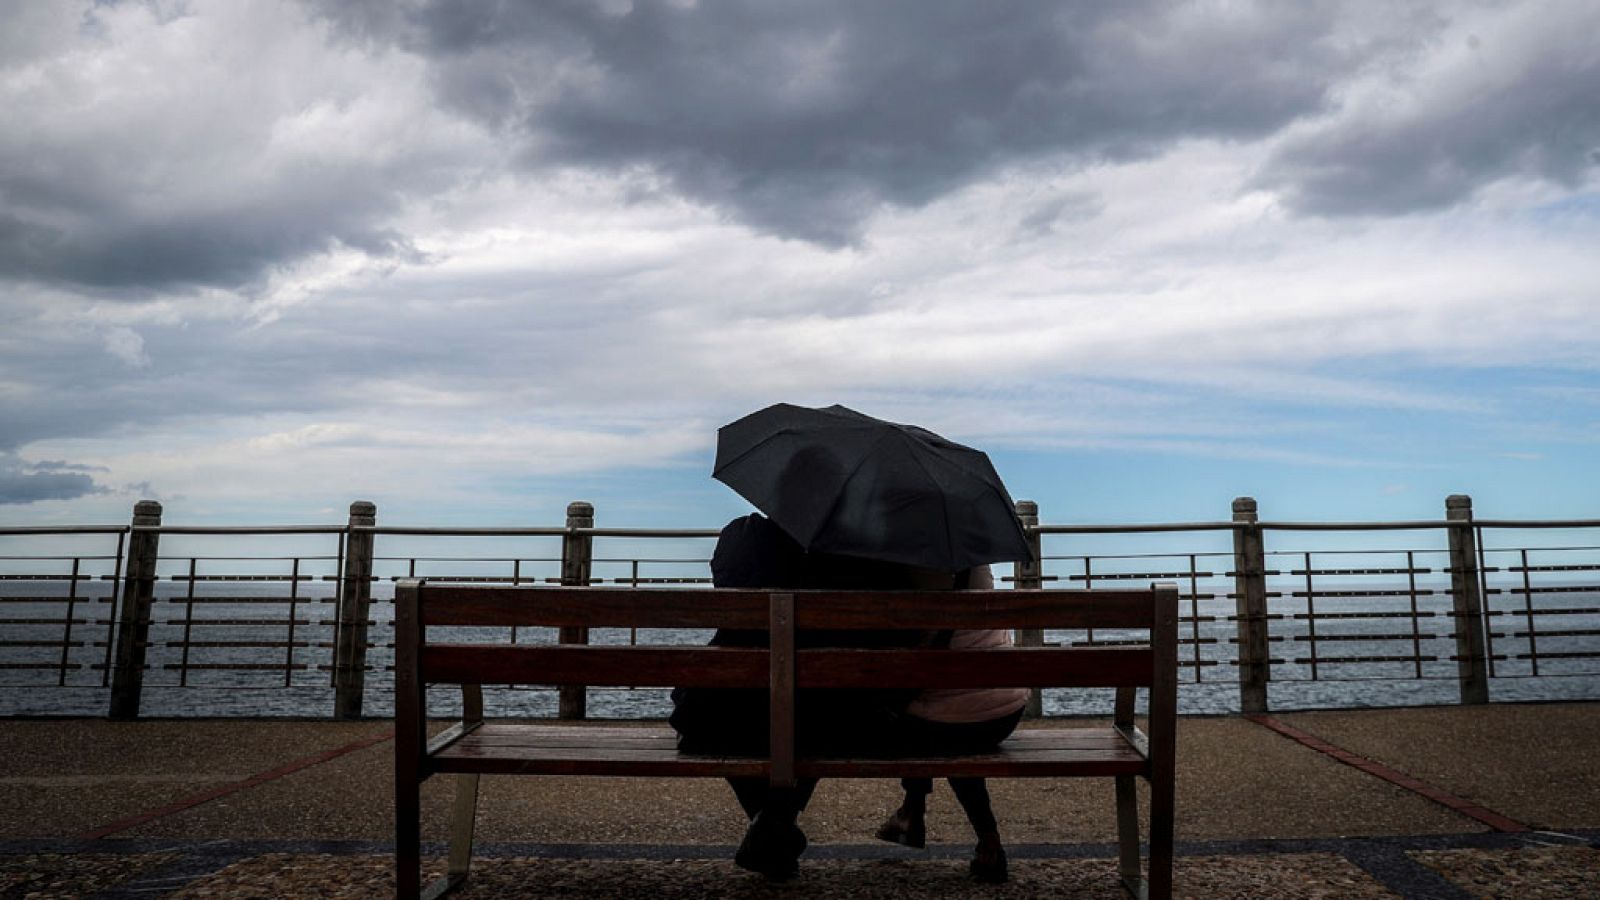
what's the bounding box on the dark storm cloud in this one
[0,455,107,505]
[315,0,1360,246]
[1259,3,1600,216]
[0,203,416,292]
[0,1,451,295]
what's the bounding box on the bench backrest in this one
[395,581,1179,782]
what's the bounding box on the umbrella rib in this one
[812,428,900,549]
[899,432,957,571]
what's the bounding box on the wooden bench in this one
[394,580,1178,899]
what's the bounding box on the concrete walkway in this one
[2,703,1597,897]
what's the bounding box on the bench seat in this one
[431,722,1150,779]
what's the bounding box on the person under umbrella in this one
[671,403,1033,880]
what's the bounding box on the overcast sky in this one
[2,0,1597,531]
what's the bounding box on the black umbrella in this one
[712,403,1032,572]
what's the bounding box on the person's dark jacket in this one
[669,514,933,755]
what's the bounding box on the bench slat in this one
[421,645,767,687]
[417,586,1157,631]
[430,724,1148,778]
[420,586,770,628]
[419,645,1154,688]
[795,590,1155,630]
[797,647,1153,688]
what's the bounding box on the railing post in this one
[1446,494,1490,705]
[559,501,594,720]
[1231,496,1270,714]
[1012,500,1045,718]
[334,501,377,719]
[109,500,161,720]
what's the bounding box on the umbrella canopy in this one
[712,403,1032,572]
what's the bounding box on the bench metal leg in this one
[419,773,480,900]
[1147,771,1174,900]
[396,776,422,900]
[1115,774,1146,899]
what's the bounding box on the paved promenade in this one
[1,702,1596,897]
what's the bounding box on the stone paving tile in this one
[1411,844,1600,899]
[0,851,176,899]
[164,851,1398,899]
[1275,703,1600,831]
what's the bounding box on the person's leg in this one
[726,778,765,820]
[949,777,1007,882]
[733,779,817,880]
[875,777,932,848]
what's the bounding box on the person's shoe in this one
[734,813,805,881]
[874,810,927,849]
[969,843,1008,883]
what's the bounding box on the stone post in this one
[559,501,594,719]
[109,500,162,720]
[1012,500,1045,717]
[1231,497,1270,714]
[334,501,377,719]
[1446,495,1490,705]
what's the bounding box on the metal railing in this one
[1,495,1596,719]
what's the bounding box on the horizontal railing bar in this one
[136,526,347,534]
[154,597,331,605]
[361,526,722,537]
[1289,590,1441,598]
[1288,568,1436,576]
[1036,522,1236,534]
[1291,611,1441,619]
[162,575,320,582]
[0,618,90,625]
[0,555,122,561]
[1044,551,1234,562]
[1291,633,1438,641]
[1292,655,1441,664]
[1065,572,1216,581]
[160,618,313,626]
[0,526,128,535]
[374,556,562,563]
[164,641,312,648]
[161,663,311,670]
